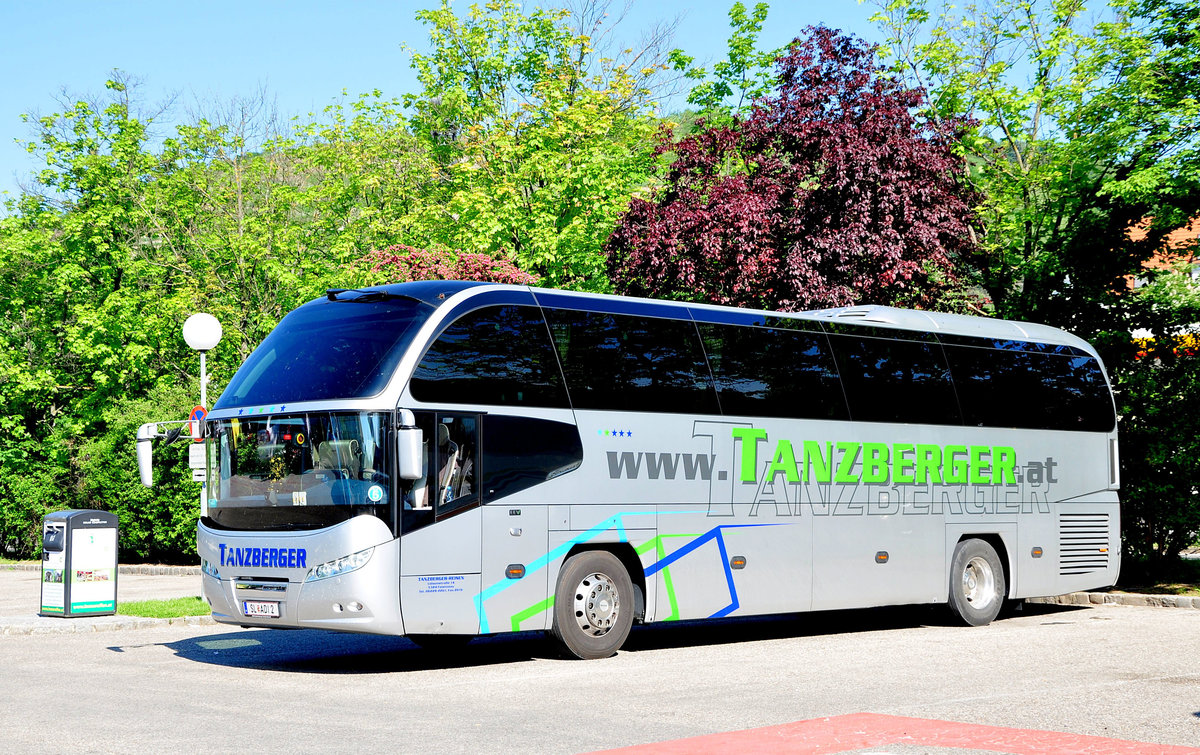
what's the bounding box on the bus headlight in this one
[201,559,221,579]
[305,547,374,582]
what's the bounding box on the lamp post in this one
[183,313,222,518]
[183,313,222,410]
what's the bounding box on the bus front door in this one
[399,412,482,635]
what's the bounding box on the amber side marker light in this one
[875,551,889,564]
[1031,547,1044,558]
[730,556,747,570]
[506,564,526,579]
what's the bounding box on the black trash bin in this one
[40,510,119,618]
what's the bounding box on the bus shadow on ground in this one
[621,601,1087,653]
[155,602,1088,674]
[158,628,553,673]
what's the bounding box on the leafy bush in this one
[74,382,202,562]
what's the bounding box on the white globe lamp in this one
[183,313,222,352]
[183,313,222,409]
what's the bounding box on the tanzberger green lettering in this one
[733,430,1018,486]
[835,442,860,483]
[893,443,915,484]
[768,439,800,483]
[731,427,768,482]
[803,441,833,483]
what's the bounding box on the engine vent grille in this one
[1059,513,1110,576]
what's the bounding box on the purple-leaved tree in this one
[606,26,980,312]
[362,244,538,285]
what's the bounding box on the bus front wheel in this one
[550,551,634,660]
[948,538,1006,626]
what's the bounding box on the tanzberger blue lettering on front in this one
[218,543,307,569]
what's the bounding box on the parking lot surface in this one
[0,587,1196,753]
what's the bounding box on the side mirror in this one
[396,410,423,480]
[137,423,158,487]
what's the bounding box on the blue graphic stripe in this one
[473,512,776,632]
[644,523,783,620]
[709,530,739,618]
[643,524,780,577]
[474,510,670,633]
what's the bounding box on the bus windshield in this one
[206,412,392,531]
[214,296,433,408]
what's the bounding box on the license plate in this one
[242,600,280,618]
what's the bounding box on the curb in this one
[1,563,200,576]
[1028,592,1200,609]
[1,614,216,636]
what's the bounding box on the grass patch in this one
[1114,582,1200,596]
[117,596,210,618]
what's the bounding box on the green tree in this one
[293,92,440,265]
[0,76,204,558]
[871,0,1200,328]
[871,0,1200,570]
[668,2,782,125]
[403,0,666,290]
[1109,267,1200,570]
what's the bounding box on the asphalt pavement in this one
[1,563,1197,752]
[1,595,1196,753]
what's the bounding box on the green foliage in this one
[872,0,1200,327]
[872,0,1200,569]
[77,382,201,561]
[1104,267,1200,570]
[292,93,440,264]
[669,2,782,123]
[403,0,665,290]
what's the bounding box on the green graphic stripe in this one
[510,596,556,632]
[634,533,696,623]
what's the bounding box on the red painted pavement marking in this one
[599,713,1200,754]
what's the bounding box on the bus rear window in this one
[945,346,1115,431]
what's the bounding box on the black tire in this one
[550,550,634,660]
[408,634,472,653]
[948,538,1006,626]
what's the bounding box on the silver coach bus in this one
[143,281,1120,659]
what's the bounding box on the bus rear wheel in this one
[948,538,1006,626]
[551,551,634,660]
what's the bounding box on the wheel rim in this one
[573,571,620,637]
[962,555,996,610]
